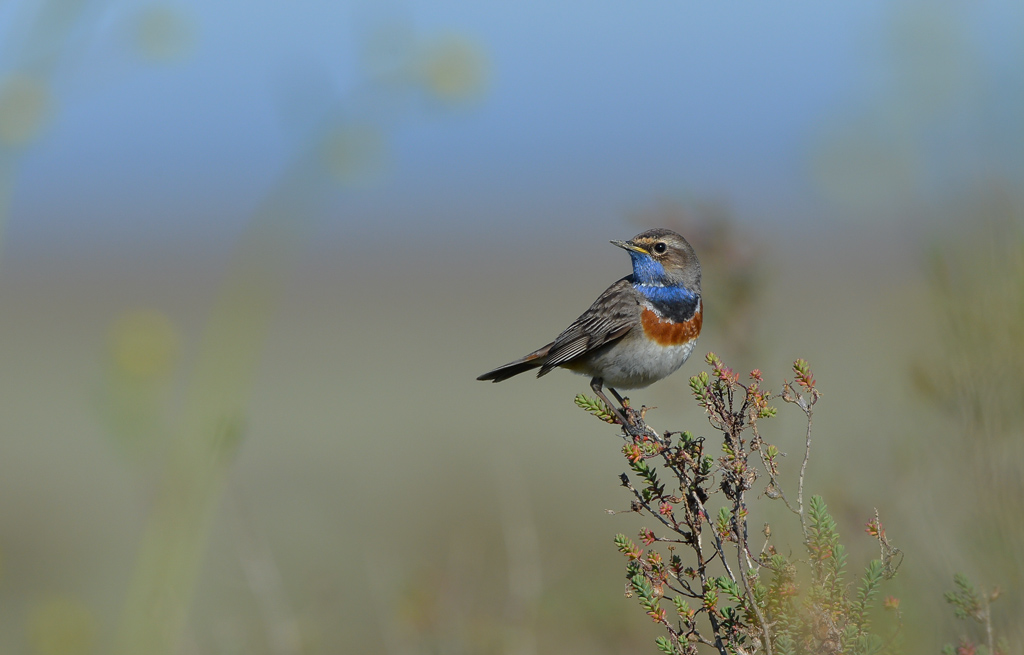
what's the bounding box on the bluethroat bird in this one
[477,228,702,427]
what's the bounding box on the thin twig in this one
[692,494,738,586]
[786,384,815,538]
[734,497,773,655]
[692,525,732,655]
[984,594,994,655]
[750,422,801,520]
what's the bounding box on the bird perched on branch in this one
[477,228,702,426]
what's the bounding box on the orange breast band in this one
[640,307,702,346]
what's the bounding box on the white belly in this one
[570,337,697,389]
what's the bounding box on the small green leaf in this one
[672,596,691,617]
[574,394,616,423]
[655,636,675,654]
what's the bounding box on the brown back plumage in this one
[476,278,640,382]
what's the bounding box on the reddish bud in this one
[957,639,976,655]
[648,607,667,623]
[793,359,816,390]
[640,528,656,546]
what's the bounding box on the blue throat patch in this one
[628,251,698,322]
[628,251,667,285]
[628,252,696,299]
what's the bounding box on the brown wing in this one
[538,277,639,376]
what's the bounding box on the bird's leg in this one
[607,386,628,407]
[591,378,632,428]
[607,386,646,434]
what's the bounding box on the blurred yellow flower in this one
[0,75,51,147]
[419,36,488,104]
[27,596,96,655]
[133,5,197,63]
[109,309,179,380]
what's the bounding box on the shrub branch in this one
[588,355,901,655]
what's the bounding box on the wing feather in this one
[538,278,639,375]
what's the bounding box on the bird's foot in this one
[617,404,658,440]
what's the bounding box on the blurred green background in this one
[0,1,1022,653]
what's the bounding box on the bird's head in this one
[611,228,701,291]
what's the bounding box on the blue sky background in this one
[2,0,1022,258]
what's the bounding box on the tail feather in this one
[476,344,553,382]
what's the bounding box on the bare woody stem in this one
[733,490,773,655]
[797,406,812,537]
[783,382,816,538]
[692,526,731,655]
[984,594,994,655]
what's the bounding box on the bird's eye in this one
[653,242,667,254]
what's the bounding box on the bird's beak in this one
[611,240,649,255]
